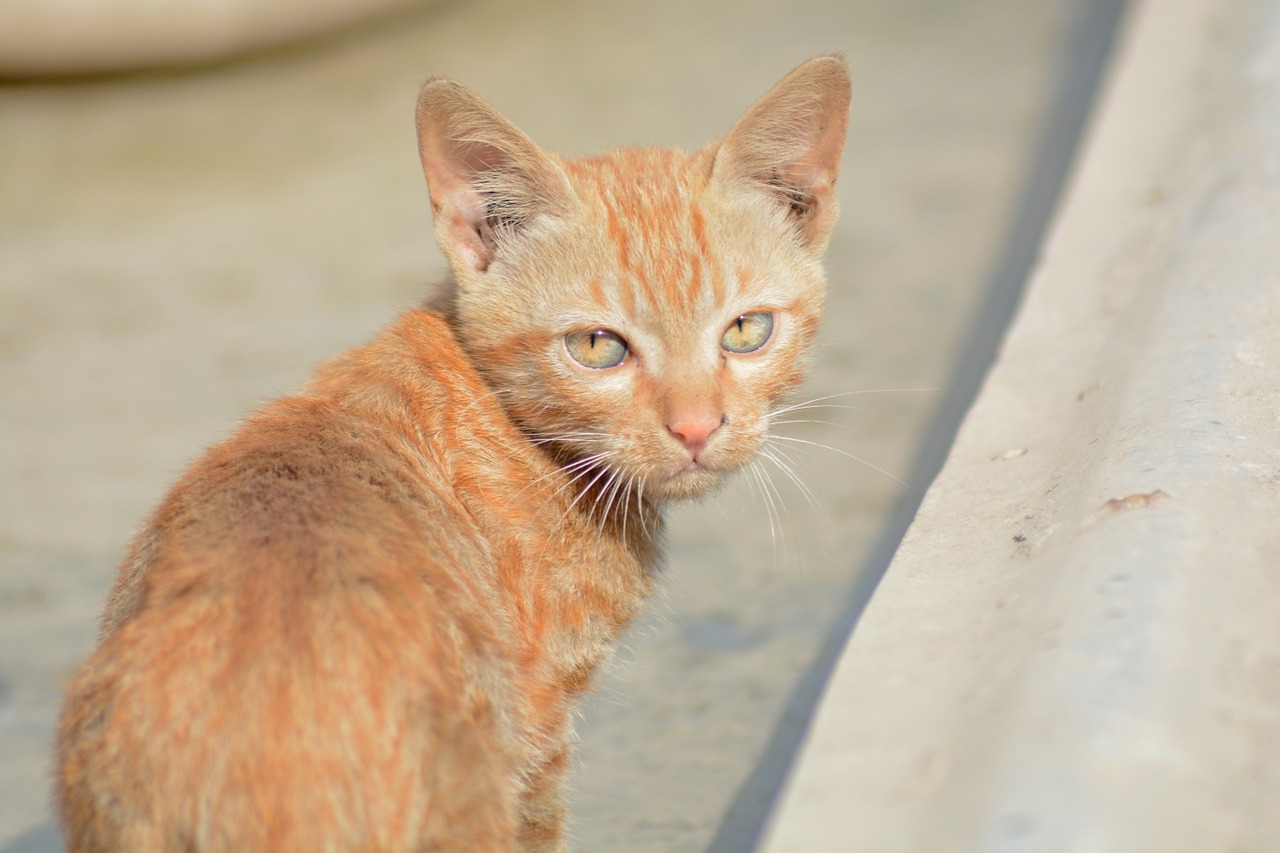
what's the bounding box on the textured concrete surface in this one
[0,1,1083,850]
[763,1,1280,851]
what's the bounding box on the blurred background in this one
[0,1,1119,850]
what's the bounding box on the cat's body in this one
[55,57,850,852]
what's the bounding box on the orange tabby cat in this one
[55,56,850,852]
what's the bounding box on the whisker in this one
[767,418,863,433]
[739,460,761,514]
[755,458,794,568]
[767,434,905,486]
[746,460,780,558]
[597,469,629,534]
[620,476,635,544]
[456,388,507,418]
[630,477,649,541]
[512,450,615,503]
[767,403,866,417]
[557,456,615,500]
[535,462,614,565]
[756,455,791,526]
[765,387,937,420]
[758,445,822,514]
[527,431,614,446]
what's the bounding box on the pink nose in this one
[666,414,724,454]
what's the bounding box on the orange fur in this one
[56,56,850,852]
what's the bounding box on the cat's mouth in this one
[651,455,732,501]
[675,446,724,475]
[653,427,765,498]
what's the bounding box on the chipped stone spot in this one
[1101,490,1170,512]
[1080,489,1172,531]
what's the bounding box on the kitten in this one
[55,55,850,852]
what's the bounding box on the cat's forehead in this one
[556,147,753,316]
[559,148,711,240]
[530,145,817,350]
[561,147,706,197]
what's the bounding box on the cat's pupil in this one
[721,311,774,354]
[566,328,627,369]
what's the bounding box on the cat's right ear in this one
[416,79,574,275]
[713,55,852,252]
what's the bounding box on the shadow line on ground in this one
[703,1,1131,849]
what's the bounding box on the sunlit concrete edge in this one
[759,0,1280,849]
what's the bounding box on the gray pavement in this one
[0,1,1084,850]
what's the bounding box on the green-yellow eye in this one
[721,312,774,354]
[566,328,628,369]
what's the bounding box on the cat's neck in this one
[308,304,666,572]
[541,446,666,561]
[426,288,667,559]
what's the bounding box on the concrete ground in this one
[0,1,1086,850]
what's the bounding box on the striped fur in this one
[55,56,850,852]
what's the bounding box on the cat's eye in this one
[721,312,774,354]
[565,328,629,369]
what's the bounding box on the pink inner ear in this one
[419,135,505,273]
[442,208,489,273]
[417,80,575,276]
[427,184,488,272]
[714,56,850,248]
[417,80,529,274]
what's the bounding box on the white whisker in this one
[746,460,780,559]
[756,455,790,526]
[767,417,862,433]
[620,476,635,543]
[534,462,615,567]
[456,388,507,418]
[597,469,628,535]
[765,387,936,420]
[527,431,613,447]
[767,434,905,486]
[513,450,614,503]
[758,445,822,514]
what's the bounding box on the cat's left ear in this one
[712,54,851,252]
[416,78,575,275]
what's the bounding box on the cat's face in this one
[447,149,827,502]
[417,58,850,503]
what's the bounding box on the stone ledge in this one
[761,0,1280,850]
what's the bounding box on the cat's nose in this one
[666,414,724,455]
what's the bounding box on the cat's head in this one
[416,57,850,503]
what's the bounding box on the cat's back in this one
[102,308,505,628]
[57,308,525,853]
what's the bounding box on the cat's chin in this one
[647,464,731,503]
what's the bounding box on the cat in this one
[54,55,850,852]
